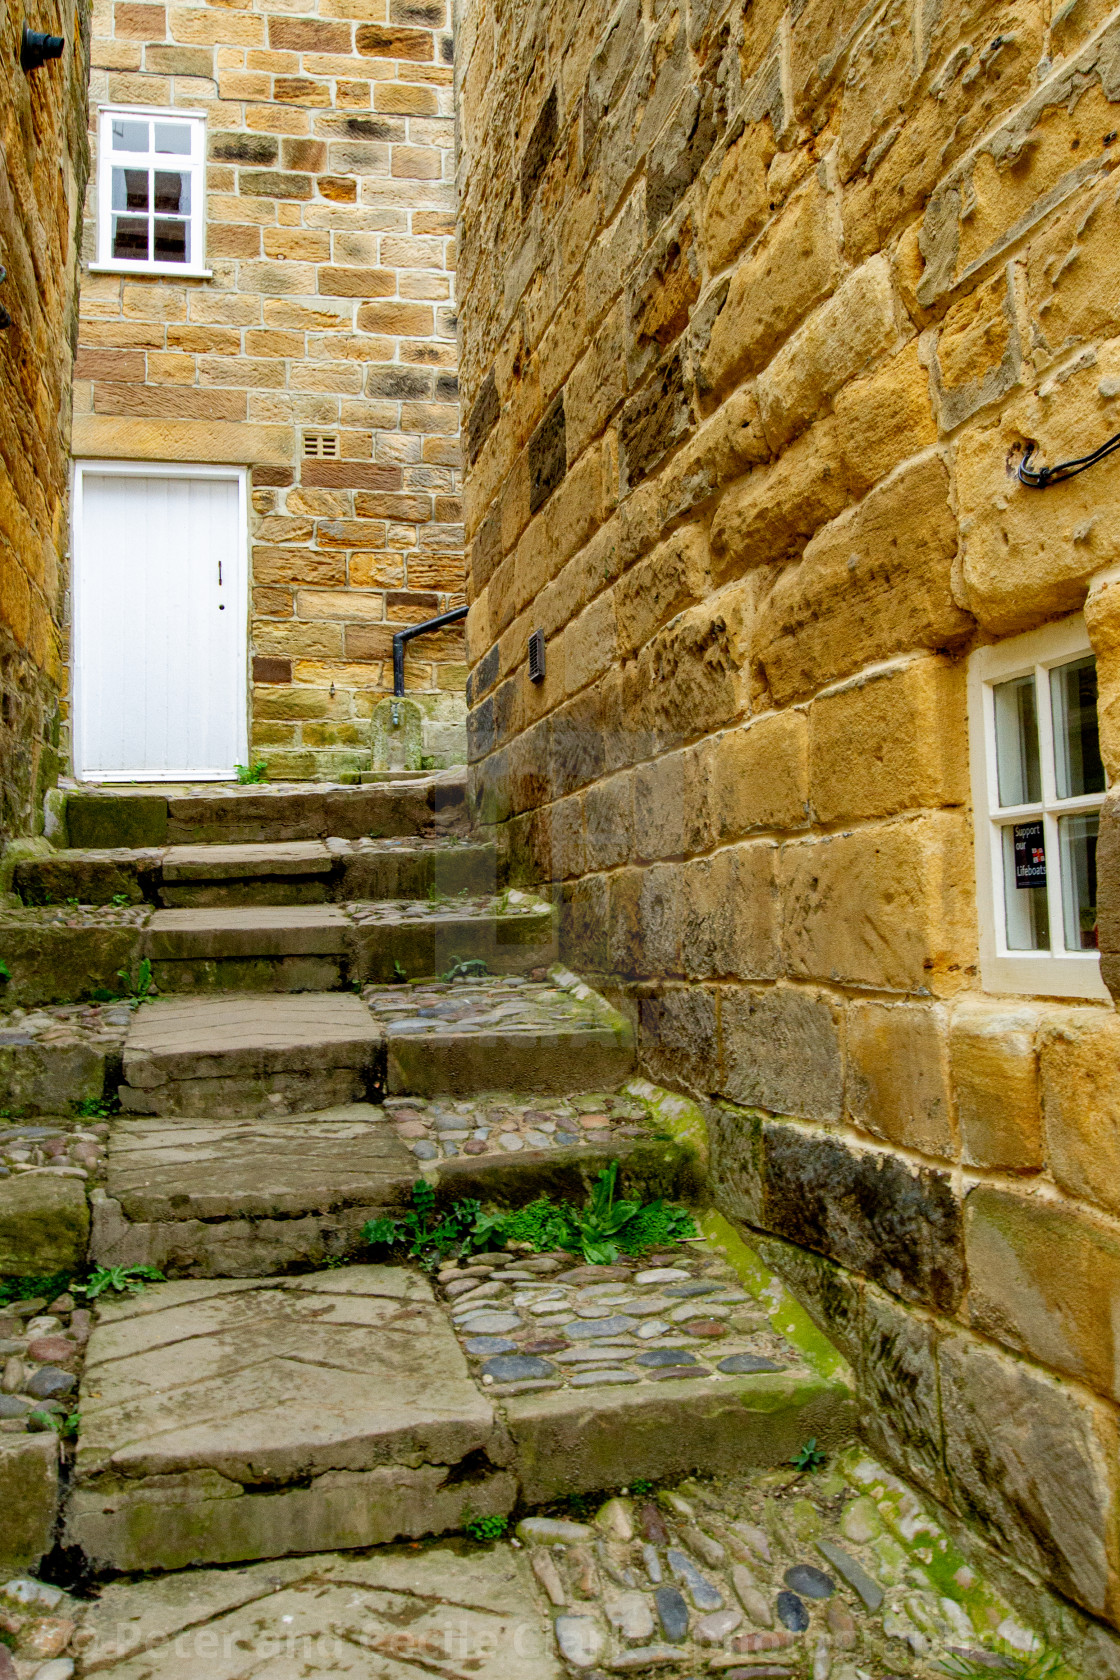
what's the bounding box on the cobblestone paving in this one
[439,1242,805,1397]
[520,1449,1054,1677]
[0,1285,92,1437]
[346,889,548,924]
[0,905,150,930]
[383,1087,649,1161]
[0,1119,108,1184]
[0,1453,1061,1677]
[0,1003,134,1050]
[362,972,623,1042]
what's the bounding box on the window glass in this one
[1051,655,1105,799]
[111,218,149,261]
[153,219,189,262]
[111,118,149,152]
[1059,811,1099,951]
[154,121,191,154]
[1002,823,1050,950]
[993,674,1041,806]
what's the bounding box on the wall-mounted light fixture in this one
[528,628,546,683]
[0,269,10,330]
[21,24,64,71]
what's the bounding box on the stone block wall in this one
[0,3,91,837]
[457,0,1120,1640]
[72,0,466,780]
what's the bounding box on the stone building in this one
[68,0,466,783]
[0,3,90,836]
[457,0,1120,1647]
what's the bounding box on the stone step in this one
[65,1242,854,1573]
[115,972,635,1116]
[12,836,498,907]
[0,894,554,1004]
[89,1089,703,1276]
[62,768,466,849]
[365,968,634,1096]
[118,992,381,1118]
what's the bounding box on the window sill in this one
[980,949,1111,1001]
[87,263,213,279]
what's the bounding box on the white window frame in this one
[91,104,210,278]
[968,613,1110,1000]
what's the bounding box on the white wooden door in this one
[73,464,248,781]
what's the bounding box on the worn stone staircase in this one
[3,772,854,1580]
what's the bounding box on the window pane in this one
[1051,655,1105,799]
[1002,823,1050,950]
[994,674,1041,806]
[112,167,149,212]
[154,121,191,154]
[111,217,149,261]
[1059,811,1099,951]
[153,219,189,263]
[153,171,190,215]
[111,118,149,152]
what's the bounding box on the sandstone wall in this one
[72,0,466,779]
[457,0,1120,1642]
[0,1,91,836]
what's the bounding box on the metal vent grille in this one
[303,432,340,459]
[528,628,546,683]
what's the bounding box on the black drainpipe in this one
[391,604,468,722]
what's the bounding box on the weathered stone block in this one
[719,983,844,1121]
[0,1172,90,1276]
[701,120,774,272]
[703,183,841,395]
[780,812,977,994]
[679,843,781,981]
[755,456,971,706]
[0,1434,59,1574]
[931,267,1023,430]
[939,1326,1119,1619]
[955,353,1120,634]
[859,1283,947,1503]
[709,416,850,583]
[757,1121,964,1311]
[808,655,968,823]
[639,984,719,1094]
[615,525,710,659]
[1039,1006,1120,1216]
[0,1040,111,1115]
[833,339,937,494]
[846,1000,954,1157]
[950,997,1045,1170]
[67,793,169,849]
[756,256,901,451]
[965,1186,1120,1403]
[709,711,809,839]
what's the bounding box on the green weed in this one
[790,1438,827,1473]
[441,955,490,981]
[939,1651,1066,1680]
[116,956,155,1001]
[465,1514,508,1544]
[0,961,10,983]
[0,1272,72,1308]
[74,1095,117,1119]
[235,760,269,784]
[391,960,408,982]
[363,1162,696,1268]
[630,1479,653,1497]
[77,1264,165,1300]
[110,893,131,908]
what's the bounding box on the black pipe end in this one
[21,24,65,70]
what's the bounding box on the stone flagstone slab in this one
[119,992,382,1118]
[73,1544,561,1678]
[66,1266,515,1572]
[89,1108,417,1277]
